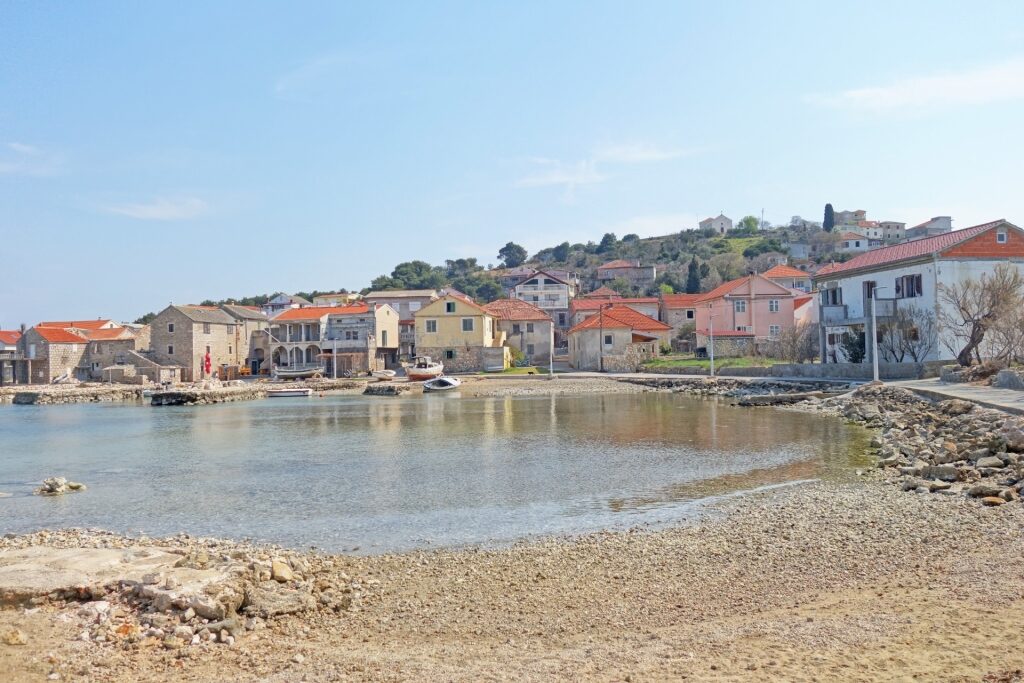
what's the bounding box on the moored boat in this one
[272,365,324,380]
[423,376,462,392]
[267,387,314,398]
[371,369,397,381]
[406,356,444,381]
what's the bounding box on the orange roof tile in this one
[816,220,1011,278]
[34,326,88,343]
[38,319,115,330]
[660,293,702,308]
[763,264,808,279]
[582,286,622,299]
[793,295,813,309]
[272,304,369,321]
[567,305,671,335]
[81,328,133,340]
[598,259,641,270]
[482,299,552,321]
[0,330,21,345]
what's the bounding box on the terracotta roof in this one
[763,264,808,279]
[570,297,658,313]
[81,328,133,340]
[0,330,21,345]
[815,220,1010,278]
[363,289,438,299]
[694,274,793,304]
[567,305,671,335]
[696,329,754,337]
[34,326,88,343]
[38,319,115,330]
[660,293,702,308]
[582,286,622,299]
[840,231,867,240]
[272,304,369,321]
[598,259,641,270]
[793,295,813,309]
[483,299,552,322]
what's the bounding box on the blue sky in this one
[3,1,1024,325]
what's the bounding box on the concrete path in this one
[891,378,1024,415]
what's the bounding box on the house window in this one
[445,349,456,360]
[381,330,388,346]
[686,309,695,319]
[94,343,102,353]
[512,324,521,334]
[226,324,235,334]
[462,318,474,332]
[409,302,421,312]
[167,323,175,333]
[558,313,566,326]
[203,323,211,334]
[426,320,437,333]
[769,299,779,313]
[734,300,747,313]
[895,274,923,299]
[526,343,535,355]
[603,334,613,347]
[526,323,534,333]
[997,230,1008,244]
[228,346,232,354]
[769,325,781,337]
[167,345,174,355]
[445,302,456,313]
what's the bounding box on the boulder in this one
[968,483,1004,498]
[271,559,294,583]
[938,399,975,416]
[981,496,1006,506]
[242,583,316,618]
[922,464,959,482]
[1002,420,1024,453]
[976,456,1006,469]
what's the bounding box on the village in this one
[2,211,1023,393]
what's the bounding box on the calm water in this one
[0,393,870,553]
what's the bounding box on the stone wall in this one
[417,346,485,373]
[995,368,1024,391]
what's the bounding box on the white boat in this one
[272,365,324,380]
[406,356,444,381]
[423,376,462,392]
[267,387,314,398]
[371,369,397,381]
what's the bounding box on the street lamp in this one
[870,286,888,383]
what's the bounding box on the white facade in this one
[699,214,733,235]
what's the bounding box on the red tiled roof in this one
[693,274,794,304]
[38,319,115,330]
[567,305,671,334]
[582,286,622,299]
[815,220,1008,278]
[81,328,133,340]
[482,298,552,322]
[660,293,702,308]
[34,326,88,343]
[272,304,369,321]
[763,264,808,279]
[840,231,866,240]
[793,295,813,309]
[570,297,658,313]
[0,330,21,345]
[597,259,640,270]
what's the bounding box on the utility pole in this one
[870,286,887,383]
[598,304,605,373]
[709,309,716,377]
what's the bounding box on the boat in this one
[272,365,324,380]
[423,376,462,392]
[371,369,397,381]
[267,387,314,398]
[406,356,444,381]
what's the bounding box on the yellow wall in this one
[414,295,504,348]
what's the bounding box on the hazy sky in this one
[3,1,1024,325]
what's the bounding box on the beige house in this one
[414,293,510,372]
[567,304,671,372]
[483,298,554,365]
[362,289,441,358]
[150,305,268,381]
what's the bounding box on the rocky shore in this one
[0,385,146,406]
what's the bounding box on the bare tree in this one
[981,304,1024,364]
[766,322,818,363]
[879,305,938,363]
[938,263,1024,366]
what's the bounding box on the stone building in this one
[362,289,440,359]
[14,326,90,384]
[414,293,510,373]
[567,304,671,372]
[149,305,268,381]
[595,260,657,291]
[699,214,733,235]
[569,297,660,328]
[658,293,702,337]
[483,298,553,365]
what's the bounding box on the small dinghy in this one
[406,356,444,381]
[422,376,462,392]
[371,369,397,381]
[267,387,314,398]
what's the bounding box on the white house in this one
[813,219,1024,364]
[699,214,733,235]
[837,232,880,254]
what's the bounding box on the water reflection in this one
[0,394,869,553]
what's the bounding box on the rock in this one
[33,477,87,496]
[1002,420,1024,452]
[938,399,974,416]
[969,483,1004,498]
[967,448,991,461]
[976,456,1006,469]
[142,573,161,585]
[981,496,1006,506]
[922,465,959,482]
[242,584,316,618]
[928,481,952,491]
[173,625,193,640]
[162,635,184,649]
[271,559,294,583]
[877,455,901,468]
[292,653,305,664]
[2,628,27,646]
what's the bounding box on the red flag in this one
[204,352,211,375]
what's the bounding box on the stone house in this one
[150,305,268,381]
[414,293,510,373]
[508,269,578,346]
[362,289,440,359]
[14,326,90,384]
[483,298,553,365]
[814,219,1024,364]
[266,304,380,375]
[699,214,733,235]
[321,304,400,374]
[659,293,702,337]
[569,297,660,328]
[595,260,657,290]
[905,216,953,240]
[261,294,312,318]
[567,304,671,372]
[694,330,756,358]
[0,330,22,385]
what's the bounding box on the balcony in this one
[822,298,896,325]
[517,284,564,292]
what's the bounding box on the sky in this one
[3,1,1024,326]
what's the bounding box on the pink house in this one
[693,275,796,352]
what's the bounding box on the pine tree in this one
[823,203,835,232]
[685,256,701,293]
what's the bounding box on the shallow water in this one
[0,393,870,553]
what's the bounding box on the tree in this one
[622,233,640,242]
[607,277,634,296]
[445,258,482,278]
[497,242,527,268]
[597,232,618,254]
[134,312,157,325]
[938,263,1024,366]
[767,322,818,363]
[685,256,701,294]
[879,305,938,363]
[552,241,571,262]
[710,252,746,281]
[734,216,760,235]
[840,332,866,364]
[823,203,835,232]
[372,260,447,291]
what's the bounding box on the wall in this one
[662,306,697,335]
[417,345,485,373]
[994,368,1024,391]
[415,296,501,350]
[498,319,553,364]
[569,327,634,371]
